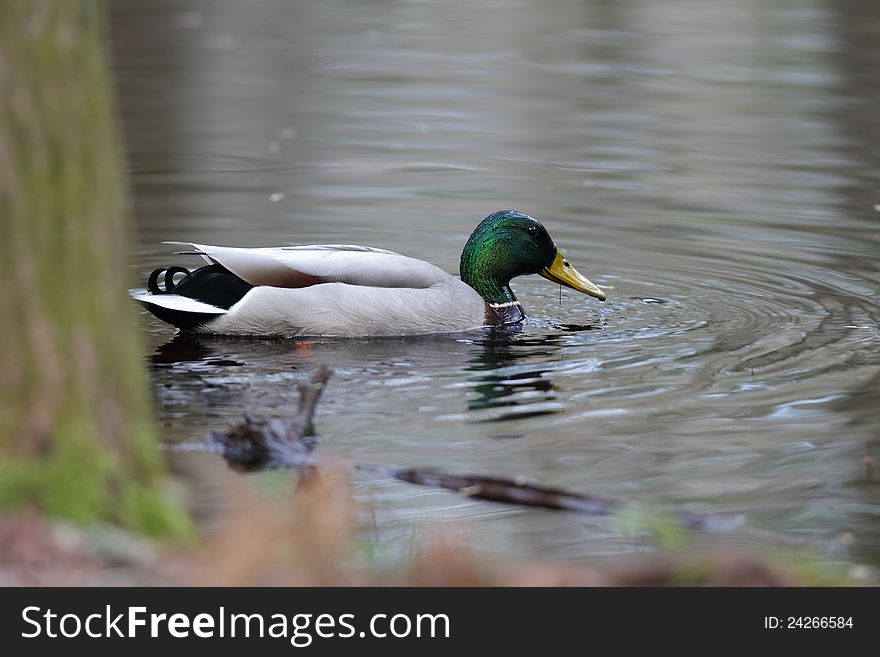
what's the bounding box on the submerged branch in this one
[205,365,331,472]
[193,366,737,533]
[387,469,617,516]
[289,364,333,438]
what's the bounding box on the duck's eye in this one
[526,226,540,236]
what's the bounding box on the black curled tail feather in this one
[146,263,253,310]
[148,266,191,294]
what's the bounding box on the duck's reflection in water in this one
[466,329,558,422]
[462,324,596,423]
[149,322,598,426]
[152,333,241,367]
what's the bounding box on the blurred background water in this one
[110,0,880,568]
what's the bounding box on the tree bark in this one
[0,0,190,538]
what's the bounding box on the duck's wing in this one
[167,242,451,289]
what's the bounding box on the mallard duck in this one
[132,210,606,337]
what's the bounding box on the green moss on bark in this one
[0,0,192,539]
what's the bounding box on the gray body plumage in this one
[132,243,487,337]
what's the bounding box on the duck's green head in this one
[460,210,606,305]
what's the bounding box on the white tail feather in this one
[130,291,227,315]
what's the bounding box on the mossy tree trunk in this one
[0,0,190,538]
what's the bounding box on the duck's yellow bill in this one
[540,250,607,301]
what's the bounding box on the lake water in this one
[110,0,880,569]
